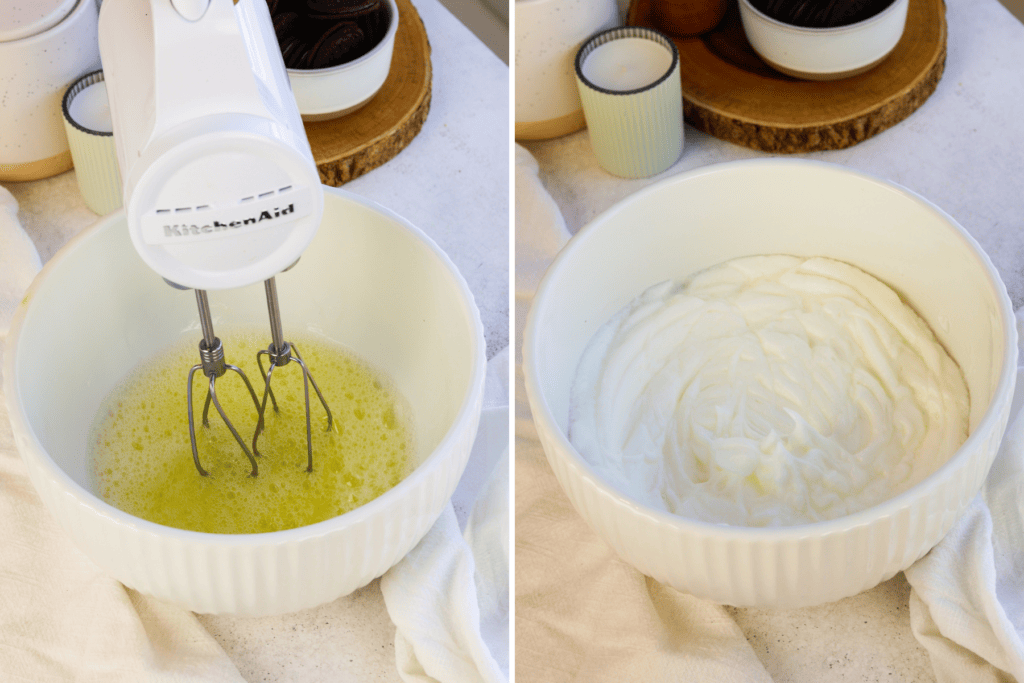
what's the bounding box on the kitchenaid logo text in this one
[140,186,315,247]
[162,204,296,238]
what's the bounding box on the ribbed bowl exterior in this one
[20,398,480,615]
[534,397,1008,608]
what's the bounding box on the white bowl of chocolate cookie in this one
[274,0,400,121]
[737,0,908,80]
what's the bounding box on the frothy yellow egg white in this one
[90,331,413,534]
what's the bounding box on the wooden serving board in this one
[627,0,947,153]
[304,0,432,185]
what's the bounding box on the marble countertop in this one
[518,0,1024,680]
[3,0,508,679]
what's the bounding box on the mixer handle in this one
[150,0,270,141]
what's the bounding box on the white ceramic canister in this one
[0,0,102,182]
[515,0,620,141]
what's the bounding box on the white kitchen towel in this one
[513,142,570,428]
[513,144,772,682]
[0,186,42,340]
[0,339,244,677]
[380,346,510,683]
[904,312,1024,682]
[514,144,572,299]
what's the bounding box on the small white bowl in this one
[287,0,400,122]
[4,185,485,616]
[738,0,908,80]
[523,159,1017,609]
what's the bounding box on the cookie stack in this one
[269,0,391,69]
[749,0,895,27]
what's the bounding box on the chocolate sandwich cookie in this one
[308,21,365,68]
[270,0,389,70]
[273,11,301,40]
[306,0,382,20]
[754,0,895,27]
[278,34,312,68]
[271,0,306,12]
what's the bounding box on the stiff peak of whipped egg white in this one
[568,255,970,527]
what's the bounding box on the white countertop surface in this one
[2,0,509,679]
[518,0,1024,680]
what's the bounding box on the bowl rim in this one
[738,0,907,36]
[3,184,486,546]
[574,27,680,98]
[285,0,400,79]
[523,157,1018,540]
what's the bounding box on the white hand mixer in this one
[98,0,334,477]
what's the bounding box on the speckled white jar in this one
[515,0,620,140]
[0,0,101,182]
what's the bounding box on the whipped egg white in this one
[568,255,969,527]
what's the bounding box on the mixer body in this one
[98,0,334,477]
[98,0,323,291]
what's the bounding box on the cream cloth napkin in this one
[513,145,772,681]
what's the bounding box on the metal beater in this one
[184,280,334,478]
[186,289,263,477]
[252,277,334,472]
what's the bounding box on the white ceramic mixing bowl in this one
[523,159,1017,609]
[4,186,485,616]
